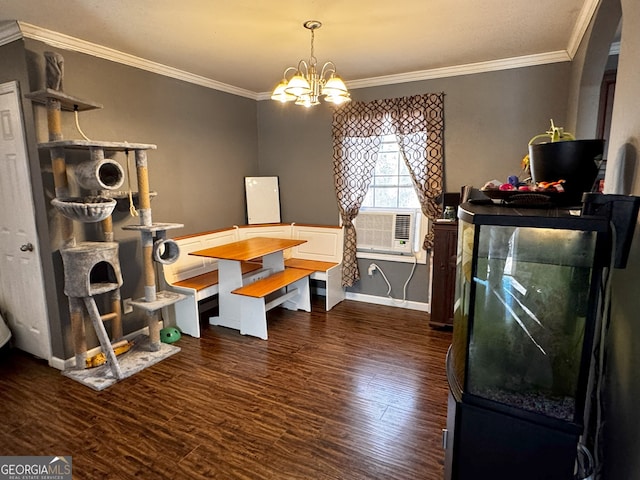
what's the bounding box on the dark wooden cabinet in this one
[444,390,580,480]
[430,221,458,328]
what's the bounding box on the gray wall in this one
[8,35,575,346]
[257,103,337,225]
[16,39,259,359]
[24,40,259,236]
[567,0,621,140]
[563,0,640,476]
[567,0,640,477]
[587,0,640,477]
[259,63,572,220]
[258,62,571,303]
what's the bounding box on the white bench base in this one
[237,276,311,339]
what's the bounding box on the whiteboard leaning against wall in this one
[244,176,281,224]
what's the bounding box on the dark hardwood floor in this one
[0,299,452,479]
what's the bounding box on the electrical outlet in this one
[367,264,377,276]
[123,298,133,314]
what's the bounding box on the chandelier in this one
[271,20,351,107]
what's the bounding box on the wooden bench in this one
[172,262,261,292]
[288,224,344,311]
[238,223,345,311]
[231,267,314,339]
[159,223,344,338]
[283,258,342,310]
[159,229,263,337]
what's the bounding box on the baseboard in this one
[49,325,152,371]
[345,292,430,312]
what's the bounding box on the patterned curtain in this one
[332,93,445,287]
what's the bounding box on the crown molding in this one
[348,51,572,89]
[15,21,258,100]
[0,20,22,46]
[1,18,601,102]
[256,51,572,100]
[566,0,602,59]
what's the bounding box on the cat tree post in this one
[47,98,75,248]
[68,297,86,369]
[136,149,160,348]
[43,52,74,247]
[46,97,63,141]
[121,147,184,352]
[110,289,123,340]
[134,149,157,304]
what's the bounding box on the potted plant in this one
[523,120,604,205]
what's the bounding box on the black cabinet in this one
[444,202,612,480]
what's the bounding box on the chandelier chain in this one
[310,28,317,66]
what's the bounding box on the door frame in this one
[0,80,57,364]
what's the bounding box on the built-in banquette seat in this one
[158,223,344,337]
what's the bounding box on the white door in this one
[0,81,52,362]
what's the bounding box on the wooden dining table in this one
[189,237,307,334]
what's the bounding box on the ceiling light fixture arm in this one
[320,61,337,79]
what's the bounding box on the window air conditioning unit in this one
[354,210,417,255]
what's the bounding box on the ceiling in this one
[0,0,599,99]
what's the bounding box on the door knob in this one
[20,243,34,252]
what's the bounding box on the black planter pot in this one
[529,139,604,205]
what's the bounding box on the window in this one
[331,93,444,286]
[361,135,421,209]
[356,135,425,260]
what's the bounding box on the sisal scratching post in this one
[69,297,87,369]
[110,288,122,340]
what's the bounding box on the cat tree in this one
[26,52,184,383]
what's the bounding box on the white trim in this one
[0,21,22,46]
[344,51,571,90]
[49,325,151,371]
[256,51,571,100]
[0,11,599,101]
[566,0,602,59]
[49,356,67,371]
[356,250,426,264]
[15,22,258,100]
[346,291,430,313]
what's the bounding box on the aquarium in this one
[445,198,640,480]
[451,203,608,424]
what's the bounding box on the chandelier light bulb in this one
[324,93,350,105]
[322,75,348,96]
[285,73,312,97]
[270,80,296,102]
